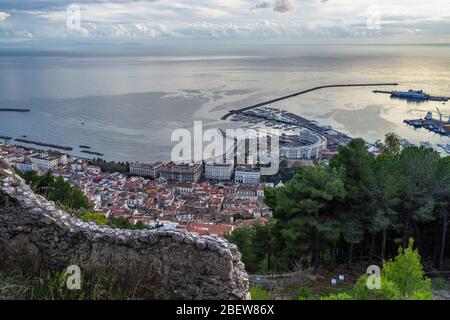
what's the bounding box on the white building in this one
[234,166,261,185]
[205,162,234,181]
[280,130,327,160]
[129,162,163,178]
[176,183,194,194]
[12,161,38,172]
[30,155,59,171]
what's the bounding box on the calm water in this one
[1,44,449,162]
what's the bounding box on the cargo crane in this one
[436,107,443,122]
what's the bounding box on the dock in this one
[221,83,399,120]
[231,107,352,151]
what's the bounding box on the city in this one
[0,0,450,311]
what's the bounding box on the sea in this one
[1,42,449,162]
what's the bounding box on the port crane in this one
[436,107,443,122]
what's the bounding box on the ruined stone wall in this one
[0,160,249,300]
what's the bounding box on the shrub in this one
[431,277,448,291]
[382,238,432,299]
[250,286,270,300]
[81,212,108,226]
[296,285,314,300]
[320,292,353,300]
[353,275,402,300]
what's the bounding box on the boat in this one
[391,89,429,100]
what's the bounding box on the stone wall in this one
[0,159,249,300]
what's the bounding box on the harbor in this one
[230,106,353,152]
[403,108,450,137]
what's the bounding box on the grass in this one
[0,269,125,300]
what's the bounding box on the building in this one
[30,154,59,171]
[257,183,274,198]
[176,183,194,194]
[129,162,163,178]
[204,161,234,181]
[234,166,261,185]
[186,222,234,237]
[159,162,202,183]
[279,130,327,160]
[12,160,38,172]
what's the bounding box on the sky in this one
[0,0,449,43]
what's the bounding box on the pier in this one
[221,83,399,120]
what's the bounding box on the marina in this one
[230,106,352,151]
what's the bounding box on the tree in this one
[375,132,401,155]
[331,138,375,268]
[431,156,450,270]
[398,146,439,249]
[265,164,347,272]
[382,238,432,298]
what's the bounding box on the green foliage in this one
[261,160,297,184]
[0,269,124,300]
[375,132,401,155]
[250,286,270,300]
[296,285,314,300]
[382,238,432,298]
[353,274,402,300]
[18,170,90,211]
[431,277,448,291]
[320,292,353,300]
[109,217,147,230]
[81,212,108,226]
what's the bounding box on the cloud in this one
[251,1,272,10]
[0,11,10,22]
[274,0,295,13]
[0,0,450,41]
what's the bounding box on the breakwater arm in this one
[221,83,398,120]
